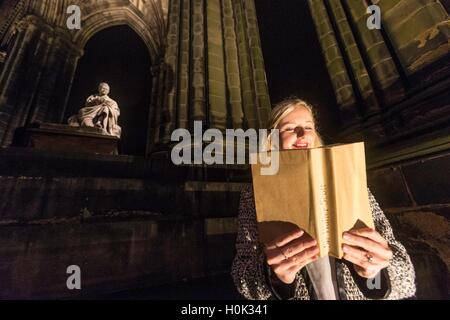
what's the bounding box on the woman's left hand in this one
[342,227,393,279]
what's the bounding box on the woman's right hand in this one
[264,228,319,284]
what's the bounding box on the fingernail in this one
[295,230,303,237]
[343,233,350,240]
[342,245,349,252]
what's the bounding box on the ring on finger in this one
[283,247,294,258]
[275,244,288,260]
[365,253,374,263]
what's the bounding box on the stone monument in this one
[11,82,122,155]
[68,82,122,138]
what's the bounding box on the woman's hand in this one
[264,228,319,284]
[342,227,393,279]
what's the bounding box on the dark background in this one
[254,0,340,142]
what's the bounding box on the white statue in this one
[68,82,122,138]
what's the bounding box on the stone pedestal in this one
[12,122,119,155]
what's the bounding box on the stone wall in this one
[308,0,450,135]
[0,147,245,298]
[367,148,450,299]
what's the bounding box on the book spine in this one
[318,184,331,254]
[326,147,342,258]
[309,149,331,257]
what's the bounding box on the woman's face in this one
[277,106,316,150]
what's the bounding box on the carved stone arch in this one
[72,7,158,61]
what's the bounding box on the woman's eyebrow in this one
[280,121,314,126]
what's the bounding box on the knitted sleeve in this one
[368,189,417,300]
[231,185,310,300]
[231,184,274,300]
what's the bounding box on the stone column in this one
[149,0,273,151]
[222,0,244,129]
[176,0,191,130]
[342,0,405,106]
[0,14,85,146]
[190,0,207,126]
[53,45,83,124]
[0,20,29,138]
[242,0,271,128]
[26,38,61,123]
[27,31,83,124]
[161,0,181,144]
[232,0,257,129]
[310,0,449,112]
[206,0,227,130]
[146,60,166,153]
[0,15,52,146]
[9,20,53,133]
[308,0,360,125]
[327,0,380,116]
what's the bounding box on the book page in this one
[328,143,374,258]
[251,150,316,246]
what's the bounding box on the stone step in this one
[0,216,238,299]
[94,273,242,300]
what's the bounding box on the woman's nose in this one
[295,127,305,137]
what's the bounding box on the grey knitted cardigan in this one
[231,185,417,300]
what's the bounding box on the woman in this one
[231,98,416,300]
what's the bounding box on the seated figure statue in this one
[68,82,122,138]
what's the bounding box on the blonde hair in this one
[265,98,323,150]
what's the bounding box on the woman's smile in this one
[292,140,309,149]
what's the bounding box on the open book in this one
[250,142,374,258]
